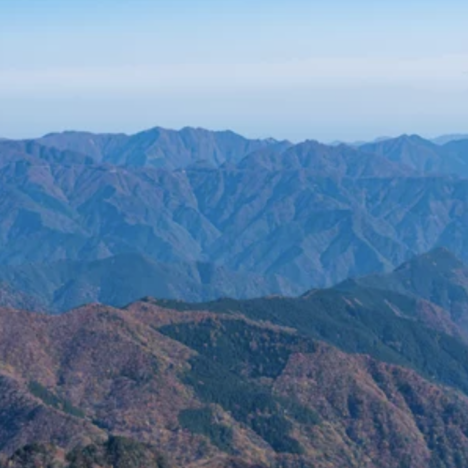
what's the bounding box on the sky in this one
[1,1,468,142]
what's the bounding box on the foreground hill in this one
[4,251,468,466]
[0,437,170,468]
[0,304,468,467]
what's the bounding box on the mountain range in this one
[1,127,468,307]
[331,133,468,147]
[3,123,468,466]
[2,248,468,467]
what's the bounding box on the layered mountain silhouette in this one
[1,127,468,298]
[3,250,468,466]
[3,123,468,467]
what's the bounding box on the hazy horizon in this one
[1,1,468,141]
[1,124,467,147]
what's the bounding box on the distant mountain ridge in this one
[362,134,468,176]
[432,133,468,145]
[237,139,411,177]
[34,126,290,169]
[30,127,468,177]
[1,127,468,295]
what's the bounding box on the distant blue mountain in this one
[432,134,468,145]
[1,127,468,303]
[36,126,290,169]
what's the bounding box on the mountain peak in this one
[360,133,468,174]
[382,134,435,147]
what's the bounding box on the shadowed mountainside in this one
[0,254,298,313]
[340,248,468,336]
[0,282,45,312]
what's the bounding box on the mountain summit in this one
[35,127,287,169]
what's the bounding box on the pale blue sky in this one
[1,1,467,141]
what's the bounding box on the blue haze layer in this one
[1,0,467,140]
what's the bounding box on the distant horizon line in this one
[2,125,468,147]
